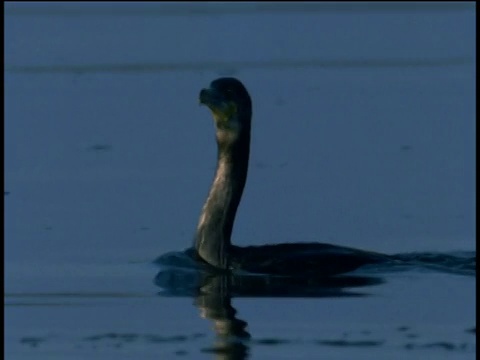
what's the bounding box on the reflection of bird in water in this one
[194,274,250,359]
[155,268,383,360]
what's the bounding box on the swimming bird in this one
[183,77,390,277]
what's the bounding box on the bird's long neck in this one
[194,133,250,270]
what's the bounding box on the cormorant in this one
[177,77,390,277]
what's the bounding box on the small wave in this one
[155,249,476,277]
[5,2,474,18]
[154,250,474,298]
[5,57,473,75]
[387,251,476,276]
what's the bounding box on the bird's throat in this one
[194,137,249,269]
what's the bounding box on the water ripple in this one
[5,2,474,18]
[5,57,472,75]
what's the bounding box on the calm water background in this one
[4,2,475,359]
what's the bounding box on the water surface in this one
[4,2,475,359]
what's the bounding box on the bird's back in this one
[231,243,391,277]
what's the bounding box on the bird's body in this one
[181,77,390,277]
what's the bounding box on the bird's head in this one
[199,77,252,146]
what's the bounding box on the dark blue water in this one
[5,2,475,359]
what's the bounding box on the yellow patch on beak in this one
[225,102,237,118]
[212,102,237,124]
